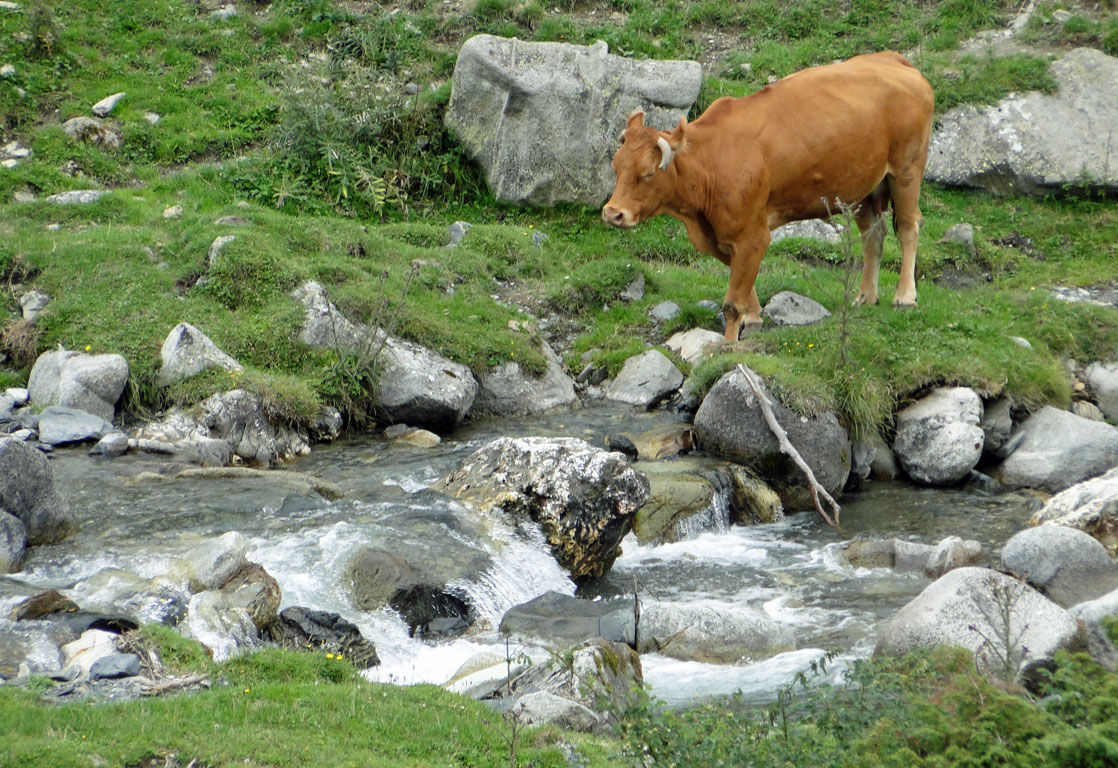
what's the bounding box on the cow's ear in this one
[668,115,688,149]
[626,110,646,132]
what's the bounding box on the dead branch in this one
[735,364,841,528]
[140,673,211,696]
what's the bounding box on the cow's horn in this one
[657,137,673,170]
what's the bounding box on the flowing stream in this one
[11,404,1039,707]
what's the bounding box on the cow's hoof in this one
[738,321,763,339]
[892,299,918,310]
[853,294,879,307]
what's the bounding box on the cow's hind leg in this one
[853,181,890,306]
[888,172,923,308]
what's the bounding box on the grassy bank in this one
[1,0,1116,437]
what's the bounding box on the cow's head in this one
[602,110,686,229]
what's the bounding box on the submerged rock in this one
[843,536,983,579]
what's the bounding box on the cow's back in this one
[693,52,933,222]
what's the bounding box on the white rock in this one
[91,92,126,117]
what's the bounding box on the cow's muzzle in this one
[601,205,634,228]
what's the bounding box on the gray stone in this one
[89,431,129,457]
[762,290,831,327]
[28,348,129,423]
[437,437,649,581]
[863,431,897,480]
[91,92,126,117]
[207,234,235,267]
[619,273,645,302]
[1070,588,1118,670]
[60,630,119,682]
[632,470,716,546]
[472,342,577,418]
[1000,525,1118,608]
[37,406,114,446]
[19,290,49,322]
[291,281,375,355]
[445,35,701,206]
[157,322,242,386]
[1086,362,1118,422]
[982,397,1014,457]
[995,406,1118,492]
[1030,467,1118,554]
[940,222,978,258]
[162,205,182,219]
[173,532,248,592]
[500,592,632,646]
[376,337,478,433]
[45,189,108,204]
[0,437,74,545]
[665,328,723,364]
[844,536,982,578]
[603,350,683,408]
[637,601,796,663]
[649,301,680,322]
[61,117,120,150]
[770,218,842,244]
[1072,401,1104,422]
[183,589,263,662]
[67,568,189,626]
[446,221,471,248]
[893,387,984,486]
[926,48,1118,195]
[0,511,25,573]
[875,567,1084,683]
[693,366,850,511]
[512,691,601,733]
[201,390,310,465]
[89,652,141,680]
[265,606,379,669]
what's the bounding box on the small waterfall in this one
[448,520,576,626]
[671,486,733,541]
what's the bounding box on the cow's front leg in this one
[722,237,767,341]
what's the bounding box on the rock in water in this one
[436,437,649,581]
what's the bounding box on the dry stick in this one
[735,364,841,528]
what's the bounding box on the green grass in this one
[0,635,615,768]
[1,0,1116,435]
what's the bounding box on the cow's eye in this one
[640,172,655,182]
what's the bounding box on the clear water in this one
[9,404,1039,705]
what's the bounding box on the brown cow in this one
[602,51,934,341]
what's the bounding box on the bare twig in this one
[139,673,211,696]
[735,364,841,528]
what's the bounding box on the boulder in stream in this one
[265,606,380,668]
[892,387,984,486]
[999,525,1118,608]
[0,436,76,546]
[435,437,650,581]
[995,406,1118,492]
[693,366,850,511]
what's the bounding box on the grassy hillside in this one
[1,0,1116,438]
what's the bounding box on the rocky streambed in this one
[6,401,1116,725]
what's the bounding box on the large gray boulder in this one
[926,48,1118,195]
[376,337,478,433]
[436,437,650,581]
[875,567,1085,683]
[157,322,242,386]
[1000,525,1118,608]
[994,406,1118,492]
[472,342,577,418]
[291,281,478,431]
[445,35,701,206]
[1030,467,1118,554]
[0,437,75,545]
[693,366,850,511]
[28,348,129,423]
[499,591,632,646]
[36,406,115,446]
[603,350,684,408]
[762,291,831,327]
[893,387,984,486]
